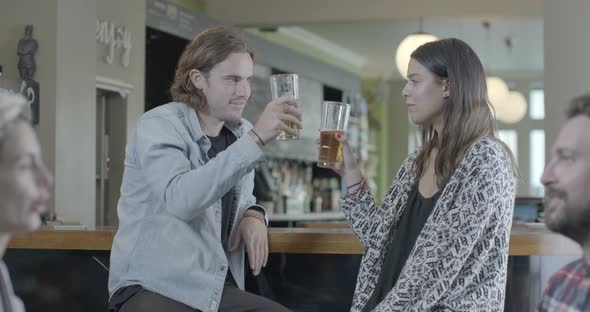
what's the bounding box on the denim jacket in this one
[108,102,266,312]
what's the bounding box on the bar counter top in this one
[7,224,581,256]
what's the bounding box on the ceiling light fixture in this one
[395,17,438,78]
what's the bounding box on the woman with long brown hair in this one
[331,38,517,311]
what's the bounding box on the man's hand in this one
[229,211,268,276]
[251,95,302,144]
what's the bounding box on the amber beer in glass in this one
[269,73,299,140]
[318,101,350,169]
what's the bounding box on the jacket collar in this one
[179,102,245,142]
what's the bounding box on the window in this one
[498,130,518,161]
[530,130,545,196]
[529,89,545,120]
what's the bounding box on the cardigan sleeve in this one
[340,153,417,249]
[374,140,516,311]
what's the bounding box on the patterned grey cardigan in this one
[341,138,516,312]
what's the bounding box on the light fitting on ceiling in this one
[486,29,528,124]
[497,90,527,124]
[486,76,510,119]
[481,20,515,123]
[395,18,438,78]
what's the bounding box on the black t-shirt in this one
[206,126,238,252]
[362,182,441,311]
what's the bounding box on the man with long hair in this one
[108,27,298,312]
[538,94,590,311]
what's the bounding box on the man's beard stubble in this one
[545,186,590,244]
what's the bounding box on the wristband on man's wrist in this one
[244,211,266,224]
[250,129,265,146]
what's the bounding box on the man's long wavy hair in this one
[411,38,519,188]
[169,27,253,112]
[567,94,590,120]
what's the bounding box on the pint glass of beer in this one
[269,73,299,140]
[318,101,350,169]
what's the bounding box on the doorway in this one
[96,89,127,226]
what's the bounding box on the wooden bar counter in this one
[8,224,582,256]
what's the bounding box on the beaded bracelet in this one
[345,178,367,200]
[346,178,364,190]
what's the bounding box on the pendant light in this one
[395,18,438,78]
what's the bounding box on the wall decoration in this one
[17,24,39,125]
[96,20,132,68]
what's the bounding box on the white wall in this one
[544,0,590,159]
[0,0,146,226]
[97,0,146,138]
[0,0,59,218]
[54,0,97,225]
[97,0,146,226]
[0,0,97,225]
